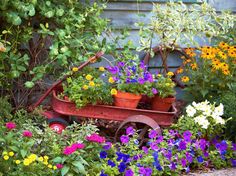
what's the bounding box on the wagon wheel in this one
[115,115,161,147]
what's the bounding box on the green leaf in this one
[9,146,18,152]
[28,5,35,16]
[12,16,22,26]
[24,81,35,88]
[72,161,86,174]
[17,65,26,72]
[61,165,70,176]
[20,149,27,158]
[52,157,62,163]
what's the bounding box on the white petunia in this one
[213,103,224,117]
[186,105,196,117]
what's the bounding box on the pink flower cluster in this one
[23,130,33,137]
[56,164,63,169]
[86,133,105,143]
[5,122,16,130]
[63,143,85,155]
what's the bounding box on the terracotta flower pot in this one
[151,95,175,112]
[114,91,142,108]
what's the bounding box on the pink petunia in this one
[86,133,105,143]
[23,130,33,137]
[5,122,16,130]
[56,164,63,169]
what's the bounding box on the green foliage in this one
[0,97,12,119]
[149,73,176,98]
[0,0,109,107]
[63,68,113,108]
[211,89,236,142]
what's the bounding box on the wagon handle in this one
[29,51,104,111]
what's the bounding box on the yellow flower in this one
[44,155,49,161]
[218,42,229,50]
[220,62,229,70]
[167,72,174,77]
[185,48,196,57]
[3,155,9,160]
[89,81,95,87]
[108,77,115,83]
[201,52,213,59]
[53,166,57,170]
[218,51,227,60]
[85,74,93,81]
[15,160,21,164]
[23,159,30,166]
[43,161,48,165]
[8,151,14,157]
[222,69,230,75]
[181,76,190,83]
[177,68,183,74]
[83,85,88,90]
[190,63,198,70]
[99,67,105,71]
[228,51,236,58]
[157,74,162,77]
[38,156,44,162]
[212,62,221,70]
[48,164,52,169]
[110,89,117,95]
[28,154,37,161]
[72,67,79,72]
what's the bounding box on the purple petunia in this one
[152,88,158,95]
[118,162,126,173]
[118,62,125,67]
[170,162,177,170]
[107,160,116,167]
[181,158,187,167]
[107,66,119,74]
[100,170,108,176]
[232,143,236,151]
[126,126,134,136]
[142,146,149,154]
[138,77,145,84]
[125,169,134,176]
[99,151,107,159]
[150,142,158,151]
[179,140,187,151]
[103,142,112,150]
[120,135,129,144]
[148,130,157,139]
[186,152,193,163]
[183,131,192,142]
[197,156,204,163]
[231,159,236,167]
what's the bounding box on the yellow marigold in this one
[43,161,48,165]
[8,151,14,157]
[177,68,183,74]
[15,160,21,164]
[28,154,37,161]
[85,74,93,81]
[181,76,190,83]
[72,67,79,72]
[44,156,49,160]
[48,164,52,169]
[190,63,198,70]
[23,159,30,166]
[167,72,174,77]
[218,51,227,60]
[99,67,105,71]
[83,85,88,90]
[110,89,117,95]
[108,77,115,83]
[89,81,95,87]
[3,155,9,160]
[53,166,57,170]
[38,156,44,162]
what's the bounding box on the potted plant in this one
[62,67,113,108]
[107,58,153,108]
[149,72,176,111]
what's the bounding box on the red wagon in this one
[31,52,177,141]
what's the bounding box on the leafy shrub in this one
[0,0,109,107]
[0,97,12,119]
